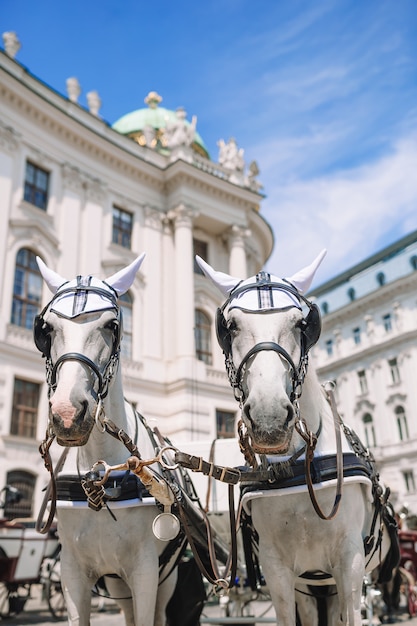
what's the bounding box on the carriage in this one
[0,516,63,619]
[397,529,417,618]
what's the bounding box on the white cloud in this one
[262,134,417,284]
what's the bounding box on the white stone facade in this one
[0,47,273,517]
[310,234,417,518]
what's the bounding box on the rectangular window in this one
[193,239,208,274]
[388,357,401,384]
[358,370,368,394]
[403,470,416,494]
[353,327,361,345]
[112,206,133,249]
[24,161,49,210]
[216,409,236,439]
[383,313,392,332]
[10,378,40,438]
[325,339,333,356]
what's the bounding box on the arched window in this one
[395,405,409,441]
[321,301,329,314]
[347,287,355,301]
[119,291,133,360]
[195,309,212,365]
[410,255,417,271]
[376,272,386,286]
[3,470,36,519]
[362,413,376,448]
[11,249,43,329]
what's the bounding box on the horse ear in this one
[106,253,146,295]
[36,257,68,294]
[286,249,327,293]
[195,256,241,297]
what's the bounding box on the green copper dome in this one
[112,91,209,158]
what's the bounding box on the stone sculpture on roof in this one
[217,137,245,172]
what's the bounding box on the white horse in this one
[34,255,183,626]
[196,252,399,626]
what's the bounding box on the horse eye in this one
[227,319,238,334]
[42,321,53,336]
[105,320,118,333]
[296,318,307,331]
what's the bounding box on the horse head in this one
[196,251,326,454]
[34,255,145,446]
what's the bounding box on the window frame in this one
[215,409,236,439]
[112,205,133,249]
[10,377,40,439]
[11,248,43,330]
[193,239,208,275]
[195,309,212,365]
[24,161,50,211]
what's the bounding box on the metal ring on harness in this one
[158,446,180,470]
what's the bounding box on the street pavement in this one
[4,584,417,625]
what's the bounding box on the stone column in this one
[59,164,84,277]
[168,204,197,358]
[80,176,106,275]
[161,215,175,361]
[0,123,19,339]
[142,207,163,359]
[228,224,251,278]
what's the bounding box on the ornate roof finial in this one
[144,91,162,109]
[2,32,21,58]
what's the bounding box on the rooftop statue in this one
[165,107,197,149]
[217,137,245,172]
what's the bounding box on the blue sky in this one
[2,0,417,285]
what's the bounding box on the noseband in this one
[34,285,122,400]
[216,278,321,403]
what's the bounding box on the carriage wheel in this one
[46,556,66,619]
[0,582,30,618]
[407,584,417,618]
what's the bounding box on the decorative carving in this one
[2,32,21,58]
[167,204,198,228]
[84,177,106,203]
[386,393,407,407]
[246,160,263,191]
[144,91,162,109]
[165,108,196,149]
[144,206,163,230]
[228,224,251,245]
[86,91,101,116]
[61,163,85,193]
[66,77,81,103]
[217,137,245,172]
[0,121,19,153]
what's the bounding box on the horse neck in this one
[77,368,132,470]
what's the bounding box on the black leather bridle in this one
[216,277,321,403]
[34,285,122,399]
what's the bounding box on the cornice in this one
[0,72,165,192]
[316,327,417,376]
[317,273,417,326]
[163,164,261,212]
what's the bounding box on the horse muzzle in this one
[50,400,95,447]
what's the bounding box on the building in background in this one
[0,33,273,518]
[310,231,417,522]
[1,32,416,527]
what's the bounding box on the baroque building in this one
[0,34,273,518]
[310,231,417,519]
